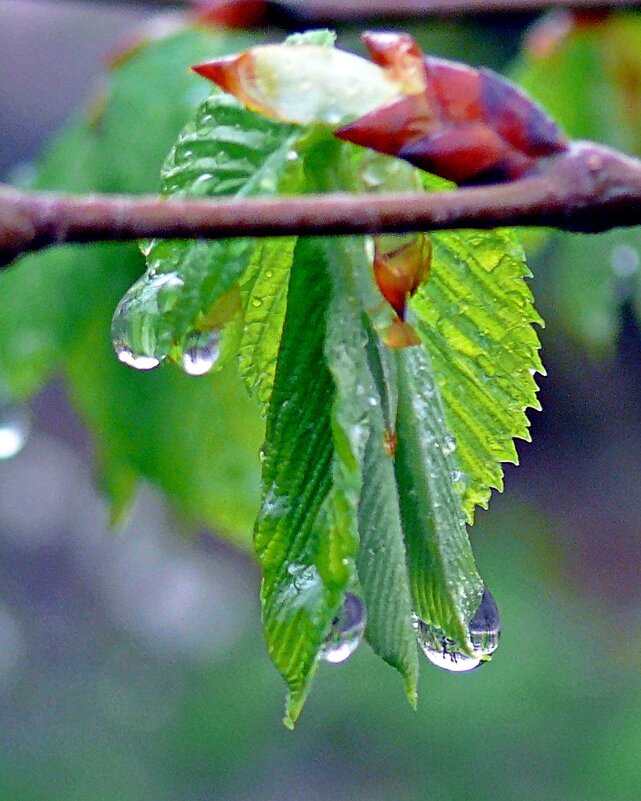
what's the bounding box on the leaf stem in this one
[2,141,641,269]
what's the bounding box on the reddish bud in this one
[373,233,432,318]
[339,31,569,184]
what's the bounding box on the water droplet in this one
[251,298,263,308]
[611,244,639,277]
[413,588,500,673]
[442,435,456,455]
[181,330,221,377]
[286,150,299,161]
[114,344,161,371]
[0,403,30,461]
[320,593,367,664]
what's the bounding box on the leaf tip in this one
[406,681,418,711]
[283,688,307,730]
[192,54,241,93]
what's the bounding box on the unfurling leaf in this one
[86,29,549,723]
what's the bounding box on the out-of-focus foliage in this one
[512,11,641,356]
[0,27,266,542]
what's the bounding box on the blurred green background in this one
[1,2,640,800]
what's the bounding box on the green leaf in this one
[0,28,263,396]
[238,238,297,413]
[411,226,543,519]
[116,93,301,369]
[395,346,484,647]
[255,237,353,727]
[0,28,268,537]
[324,235,419,702]
[65,247,264,544]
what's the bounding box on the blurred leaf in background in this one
[512,10,641,357]
[0,25,267,541]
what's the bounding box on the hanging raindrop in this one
[180,329,221,376]
[320,592,367,664]
[413,588,500,673]
[0,402,31,461]
[111,272,184,371]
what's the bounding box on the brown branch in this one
[2,142,641,269]
[125,0,641,19]
[293,0,641,19]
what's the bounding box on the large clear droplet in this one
[180,329,221,377]
[320,593,367,664]
[413,588,501,673]
[0,403,30,461]
[111,272,184,370]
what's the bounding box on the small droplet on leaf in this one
[413,588,500,673]
[181,329,221,377]
[0,402,30,461]
[442,434,456,454]
[320,593,367,664]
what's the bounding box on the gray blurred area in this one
[0,1,151,172]
[1,3,641,801]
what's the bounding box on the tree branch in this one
[117,0,641,19]
[2,141,641,269]
[292,0,641,19]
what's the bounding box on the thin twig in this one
[293,0,641,19]
[114,0,641,18]
[2,142,641,269]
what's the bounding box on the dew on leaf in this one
[0,403,30,461]
[442,434,456,454]
[181,329,221,377]
[413,588,500,673]
[320,593,367,664]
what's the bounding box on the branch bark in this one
[291,0,641,19]
[2,141,641,269]
[124,0,641,19]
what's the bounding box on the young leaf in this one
[395,346,484,647]
[192,38,402,126]
[114,93,301,371]
[324,233,420,702]
[255,237,354,727]
[412,222,543,519]
[237,237,297,413]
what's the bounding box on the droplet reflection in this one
[320,592,366,664]
[0,403,30,461]
[181,330,221,376]
[114,345,161,371]
[414,588,501,673]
